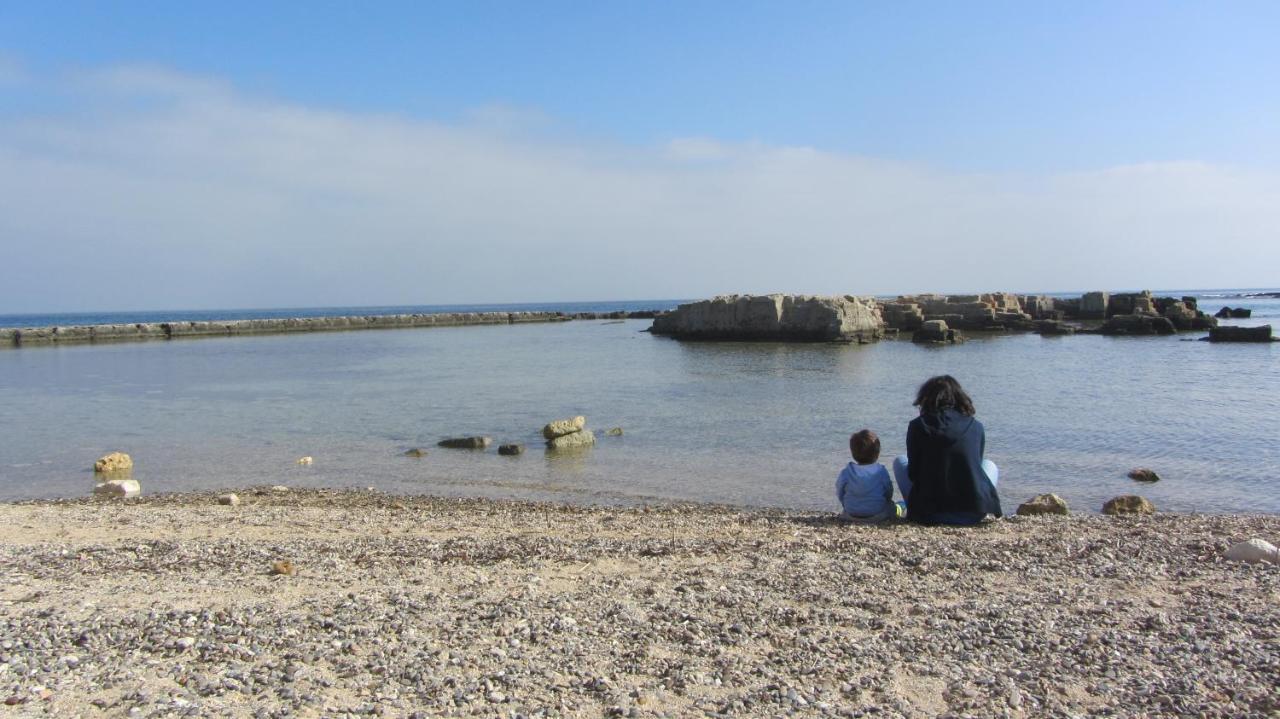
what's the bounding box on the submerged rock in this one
[1102,495,1156,516]
[912,320,964,344]
[542,416,586,439]
[438,436,493,449]
[1098,314,1176,336]
[605,427,624,436]
[498,443,525,456]
[93,451,133,474]
[1128,468,1161,482]
[296,456,314,465]
[649,294,883,342]
[403,448,428,457]
[1016,494,1070,516]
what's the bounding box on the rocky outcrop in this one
[94,452,133,474]
[1207,325,1275,343]
[878,292,1033,332]
[650,295,883,342]
[1102,495,1156,515]
[1016,494,1070,516]
[1035,320,1076,336]
[543,416,596,450]
[1215,307,1252,319]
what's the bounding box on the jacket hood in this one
[917,408,975,444]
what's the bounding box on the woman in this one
[892,375,1002,525]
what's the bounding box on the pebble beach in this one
[1,489,1277,718]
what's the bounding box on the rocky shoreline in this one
[1,488,1276,717]
[0,310,660,348]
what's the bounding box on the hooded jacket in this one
[906,409,1002,524]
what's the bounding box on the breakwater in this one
[0,310,657,347]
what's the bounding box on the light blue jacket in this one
[836,462,894,519]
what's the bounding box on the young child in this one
[836,429,897,523]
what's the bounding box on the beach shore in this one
[1,489,1276,717]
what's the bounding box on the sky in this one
[1,1,1278,312]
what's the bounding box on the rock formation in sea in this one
[649,295,883,342]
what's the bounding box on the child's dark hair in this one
[913,374,976,416]
[849,429,880,464]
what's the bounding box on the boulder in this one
[498,443,525,456]
[1224,538,1279,564]
[1208,325,1274,343]
[217,493,241,506]
[649,294,884,342]
[1097,314,1176,336]
[1214,306,1233,318]
[438,436,493,449]
[1127,468,1160,482]
[94,451,133,474]
[547,429,596,450]
[605,427,624,436]
[1231,308,1252,318]
[912,320,964,344]
[94,479,140,498]
[1102,495,1155,515]
[1016,494,1070,516]
[542,416,586,439]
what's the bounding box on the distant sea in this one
[1,289,1276,514]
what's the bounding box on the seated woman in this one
[892,375,1002,525]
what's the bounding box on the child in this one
[836,429,898,523]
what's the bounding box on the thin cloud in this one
[1,64,1277,312]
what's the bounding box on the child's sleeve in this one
[879,465,893,501]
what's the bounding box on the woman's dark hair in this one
[913,375,975,416]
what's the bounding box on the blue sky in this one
[1,2,1278,310]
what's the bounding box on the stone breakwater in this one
[0,489,1276,717]
[0,310,660,348]
[650,290,1266,342]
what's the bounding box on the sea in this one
[1,290,1277,513]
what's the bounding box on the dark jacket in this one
[906,409,1002,524]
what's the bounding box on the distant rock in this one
[93,452,133,474]
[94,479,140,498]
[217,493,241,506]
[1214,307,1233,318]
[1207,325,1274,343]
[650,294,883,342]
[542,416,586,439]
[1127,468,1161,483]
[296,456,314,465]
[437,437,493,449]
[1102,495,1156,515]
[1232,308,1252,318]
[403,448,428,457]
[1035,320,1075,336]
[1224,538,1278,564]
[547,429,596,450]
[604,427,624,436]
[1016,494,1069,516]
[498,443,525,456]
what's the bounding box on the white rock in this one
[296,456,313,465]
[271,485,289,492]
[93,479,140,498]
[217,493,240,506]
[60,655,79,668]
[1224,538,1279,564]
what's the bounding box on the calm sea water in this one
[1,292,1277,513]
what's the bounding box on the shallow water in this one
[1,294,1277,513]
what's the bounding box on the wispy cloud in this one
[1,64,1278,312]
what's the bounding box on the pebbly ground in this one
[0,488,1277,718]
